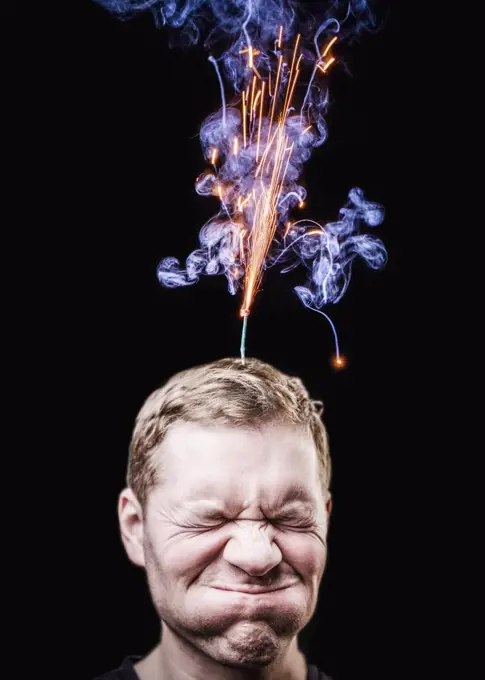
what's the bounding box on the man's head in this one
[119,357,333,670]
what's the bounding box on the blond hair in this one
[127,357,331,512]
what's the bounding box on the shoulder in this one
[307,662,334,680]
[93,656,141,680]
[93,672,121,680]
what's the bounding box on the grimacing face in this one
[119,420,332,670]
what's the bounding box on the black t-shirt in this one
[94,655,332,680]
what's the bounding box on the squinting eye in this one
[203,515,227,524]
[276,513,300,522]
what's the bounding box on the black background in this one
[3,2,430,679]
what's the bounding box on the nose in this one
[222,521,282,576]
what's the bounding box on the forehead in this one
[155,420,320,504]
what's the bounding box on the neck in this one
[134,624,307,680]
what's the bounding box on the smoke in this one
[95,0,386,325]
[95,1,376,91]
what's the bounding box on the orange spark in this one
[239,48,260,57]
[238,195,251,212]
[217,185,223,201]
[298,200,305,208]
[255,124,278,178]
[233,136,239,155]
[252,64,263,79]
[285,69,300,114]
[268,54,283,141]
[282,34,301,116]
[256,80,265,162]
[248,47,254,68]
[302,125,312,134]
[277,142,294,200]
[250,75,257,122]
[277,25,283,49]
[331,354,347,370]
[307,229,324,236]
[242,91,247,148]
[285,54,303,114]
[284,221,292,237]
[239,47,261,71]
[264,118,284,175]
[318,57,336,73]
[253,89,262,112]
[239,228,247,262]
[211,148,218,165]
[287,36,301,84]
[322,36,338,58]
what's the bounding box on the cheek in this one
[148,529,225,582]
[276,533,328,577]
[143,533,205,612]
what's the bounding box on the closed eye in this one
[274,512,315,526]
[193,511,315,528]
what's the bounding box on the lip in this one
[212,584,293,594]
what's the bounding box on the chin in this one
[198,619,285,669]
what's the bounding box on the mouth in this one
[212,584,294,594]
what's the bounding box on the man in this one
[95,356,334,680]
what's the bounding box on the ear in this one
[118,488,146,567]
[325,493,333,518]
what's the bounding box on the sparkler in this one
[96,0,387,370]
[202,31,344,365]
[161,17,386,368]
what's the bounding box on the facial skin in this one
[119,421,332,680]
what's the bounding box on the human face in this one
[141,420,331,669]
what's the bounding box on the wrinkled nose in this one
[222,523,282,576]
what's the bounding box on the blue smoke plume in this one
[95,0,387,351]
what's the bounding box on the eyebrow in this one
[186,485,314,513]
[276,485,313,506]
